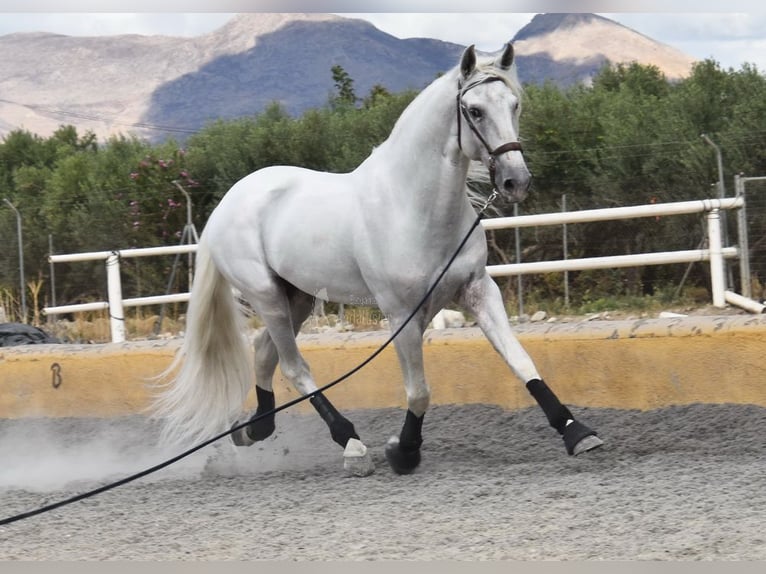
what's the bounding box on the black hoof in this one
[230,412,275,447]
[562,420,603,456]
[385,437,421,475]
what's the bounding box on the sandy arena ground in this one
[1,402,765,560]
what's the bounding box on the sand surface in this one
[1,403,765,560]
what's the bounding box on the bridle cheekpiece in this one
[456,74,523,193]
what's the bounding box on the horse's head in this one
[457,43,531,205]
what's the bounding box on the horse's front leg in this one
[385,319,430,474]
[459,273,603,456]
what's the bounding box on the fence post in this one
[514,203,524,317]
[48,234,56,313]
[734,175,752,298]
[707,208,726,307]
[562,194,569,308]
[106,253,126,343]
[3,199,26,322]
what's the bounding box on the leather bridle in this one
[456,74,523,190]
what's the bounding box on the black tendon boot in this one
[385,410,424,474]
[310,392,360,448]
[526,378,603,455]
[230,386,277,446]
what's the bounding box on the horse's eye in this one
[468,107,483,120]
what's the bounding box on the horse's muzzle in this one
[497,169,531,204]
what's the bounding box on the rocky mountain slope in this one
[0,13,696,141]
[513,13,696,85]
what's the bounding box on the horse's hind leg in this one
[241,283,374,476]
[230,287,312,446]
[459,274,603,456]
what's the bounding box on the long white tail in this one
[152,238,253,446]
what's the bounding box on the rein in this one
[456,75,523,190]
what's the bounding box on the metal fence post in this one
[106,253,126,343]
[707,208,726,307]
[734,175,751,298]
[3,198,26,322]
[514,203,523,317]
[562,194,569,308]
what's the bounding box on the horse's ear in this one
[460,45,476,79]
[496,42,514,70]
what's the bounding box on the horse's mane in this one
[472,51,523,98]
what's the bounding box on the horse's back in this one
[203,165,369,301]
[206,165,352,236]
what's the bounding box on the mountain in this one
[142,15,463,138]
[0,13,696,141]
[512,13,696,85]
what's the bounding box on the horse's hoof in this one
[572,433,604,456]
[230,420,256,447]
[343,438,375,477]
[385,436,421,475]
[563,420,603,456]
[229,413,275,447]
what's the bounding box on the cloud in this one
[605,12,766,42]
[681,38,766,69]
[341,13,535,50]
[1,12,764,71]
[0,13,234,38]
[603,13,766,70]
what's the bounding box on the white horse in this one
[154,43,602,476]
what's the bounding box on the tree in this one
[3,58,766,321]
[363,84,391,108]
[331,64,357,108]
[593,62,670,98]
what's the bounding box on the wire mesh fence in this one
[736,176,766,302]
[485,194,743,317]
[1,190,761,334]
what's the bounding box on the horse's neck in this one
[361,72,471,222]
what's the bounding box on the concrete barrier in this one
[2,315,765,419]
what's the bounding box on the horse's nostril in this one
[504,174,532,193]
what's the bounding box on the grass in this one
[514,284,712,319]
[4,284,720,344]
[43,312,187,344]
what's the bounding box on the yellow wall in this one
[2,315,765,419]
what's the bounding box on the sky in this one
[0,1,765,71]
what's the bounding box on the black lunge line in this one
[0,200,496,527]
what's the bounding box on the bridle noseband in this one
[456,75,523,192]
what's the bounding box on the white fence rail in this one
[483,198,741,294]
[45,247,194,343]
[44,197,746,343]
